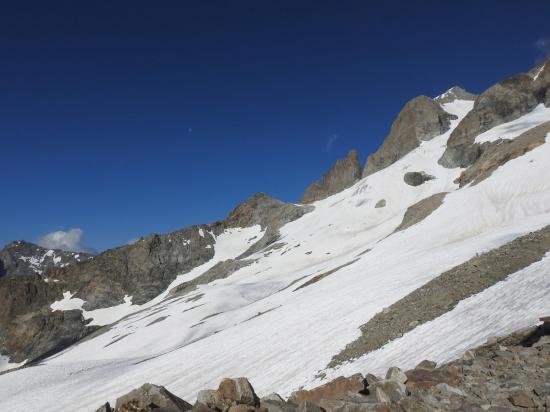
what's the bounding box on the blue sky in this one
[1,1,550,252]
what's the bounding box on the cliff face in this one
[300,150,362,204]
[362,96,457,177]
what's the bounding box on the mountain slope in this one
[1,58,550,412]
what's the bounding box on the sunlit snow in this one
[2,100,550,412]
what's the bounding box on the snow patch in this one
[0,356,26,373]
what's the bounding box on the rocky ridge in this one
[0,193,312,364]
[94,319,550,411]
[0,240,92,278]
[439,56,550,169]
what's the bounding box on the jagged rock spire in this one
[300,149,362,204]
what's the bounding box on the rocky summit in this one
[1,56,550,412]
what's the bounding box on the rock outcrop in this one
[394,192,446,232]
[95,383,192,412]
[0,240,92,278]
[194,377,261,412]
[300,150,362,204]
[94,319,550,411]
[456,121,550,187]
[439,56,550,168]
[402,171,435,187]
[363,96,457,177]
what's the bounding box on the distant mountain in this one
[1,56,549,412]
[0,240,93,278]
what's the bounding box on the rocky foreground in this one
[95,318,550,412]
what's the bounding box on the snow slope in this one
[2,100,550,411]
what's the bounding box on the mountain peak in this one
[435,86,477,104]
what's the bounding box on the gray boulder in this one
[363,96,456,177]
[371,380,406,404]
[403,171,435,186]
[301,150,362,204]
[385,367,407,385]
[114,383,192,412]
[374,199,386,208]
[213,377,260,409]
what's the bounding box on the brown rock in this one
[115,383,192,412]
[415,360,437,370]
[405,366,461,390]
[289,374,367,405]
[214,378,260,409]
[301,150,362,204]
[228,405,267,412]
[317,399,390,412]
[508,390,535,408]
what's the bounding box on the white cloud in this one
[326,134,339,151]
[38,228,93,253]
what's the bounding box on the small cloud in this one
[534,37,550,64]
[326,134,339,151]
[37,228,94,253]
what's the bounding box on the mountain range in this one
[1,56,549,412]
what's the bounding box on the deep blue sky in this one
[2,1,550,252]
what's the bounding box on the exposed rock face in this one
[300,150,362,204]
[0,240,92,278]
[0,274,99,363]
[226,193,313,258]
[440,56,550,168]
[434,86,477,104]
[402,171,435,187]
[363,96,457,177]
[94,320,550,412]
[394,192,446,232]
[456,121,550,187]
[110,383,192,412]
[193,377,262,412]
